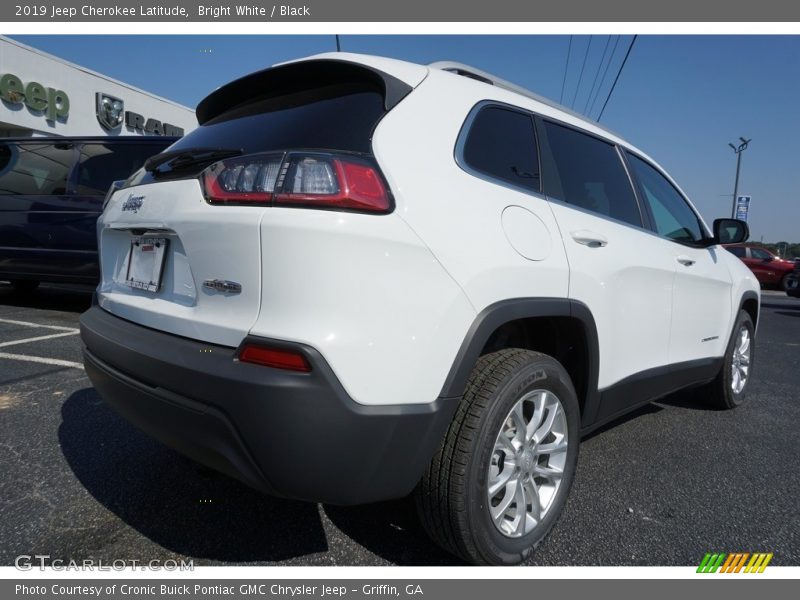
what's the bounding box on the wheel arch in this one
[439,298,600,427]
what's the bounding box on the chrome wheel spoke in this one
[533,464,564,481]
[512,477,528,535]
[488,464,515,497]
[510,403,527,444]
[537,437,568,456]
[525,392,547,442]
[533,401,557,444]
[490,477,518,524]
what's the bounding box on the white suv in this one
[80,53,759,565]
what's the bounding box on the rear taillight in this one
[201,152,391,213]
[238,343,311,373]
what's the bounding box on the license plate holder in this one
[124,237,168,293]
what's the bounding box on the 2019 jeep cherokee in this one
[79,53,759,565]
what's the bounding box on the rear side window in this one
[76,143,168,195]
[167,88,385,156]
[541,121,642,227]
[460,105,540,192]
[727,246,746,258]
[625,152,705,243]
[0,143,73,196]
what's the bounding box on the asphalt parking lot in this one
[0,283,798,566]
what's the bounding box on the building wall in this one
[0,37,196,138]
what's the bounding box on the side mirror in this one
[713,218,749,245]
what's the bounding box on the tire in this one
[415,348,580,565]
[9,280,40,294]
[780,273,791,291]
[706,310,755,410]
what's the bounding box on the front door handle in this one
[677,255,696,266]
[570,230,608,248]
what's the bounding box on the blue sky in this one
[11,35,800,242]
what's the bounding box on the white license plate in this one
[124,237,168,292]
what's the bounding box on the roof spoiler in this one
[196,59,413,125]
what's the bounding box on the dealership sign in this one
[0,72,69,121]
[96,91,184,136]
[735,195,751,222]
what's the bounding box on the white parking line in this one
[0,331,80,348]
[0,317,79,333]
[0,352,84,369]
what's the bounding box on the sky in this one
[11,34,800,242]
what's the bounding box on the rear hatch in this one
[97,56,423,347]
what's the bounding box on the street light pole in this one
[729,137,751,219]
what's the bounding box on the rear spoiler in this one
[196,60,413,125]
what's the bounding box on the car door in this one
[536,119,677,423]
[748,247,779,285]
[624,151,733,366]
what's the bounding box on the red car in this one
[724,244,796,289]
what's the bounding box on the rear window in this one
[0,143,73,196]
[167,86,386,156]
[75,143,169,195]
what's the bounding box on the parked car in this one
[0,136,178,290]
[723,243,796,290]
[80,54,759,565]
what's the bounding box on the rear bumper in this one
[79,305,458,505]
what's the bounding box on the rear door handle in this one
[677,255,696,266]
[570,230,608,248]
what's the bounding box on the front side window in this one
[750,247,772,260]
[541,121,642,227]
[626,152,705,244]
[460,105,540,192]
[0,143,73,195]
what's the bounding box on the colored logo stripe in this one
[697,552,773,573]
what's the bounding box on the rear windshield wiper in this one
[144,147,243,173]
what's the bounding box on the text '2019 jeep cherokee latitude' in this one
[80,53,760,565]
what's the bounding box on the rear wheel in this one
[9,280,40,294]
[706,310,755,409]
[415,349,579,565]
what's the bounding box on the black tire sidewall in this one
[464,355,580,565]
[721,311,755,407]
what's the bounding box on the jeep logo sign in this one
[0,72,69,122]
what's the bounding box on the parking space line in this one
[0,351,84,369]
[0,317,79,333]
[0,331,80,348]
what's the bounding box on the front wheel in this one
[706,310,755,409]
[415,349,580,565]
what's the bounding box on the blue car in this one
[0,136,176,291]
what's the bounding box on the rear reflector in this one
[238,344,311,372]
[201,151,391,213]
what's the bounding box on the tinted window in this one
[76,143,167,195]
[542,122,641,227]
[461,106,539,192]
[0,143,73,195]
[626,153,704,243]
[727,246,746,258]
[750,248,772,260]
[168,88,385,156]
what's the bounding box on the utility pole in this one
[728,137,751,219]
[335,35,341,52]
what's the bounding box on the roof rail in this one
[428,61,620,139]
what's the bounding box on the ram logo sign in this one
[96,92,125,130]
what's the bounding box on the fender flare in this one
[438,298,601,427]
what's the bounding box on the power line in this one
[597,34,638,122]
[559,36,573,104]
[571,35,593,109]
[582,36,612,114]
[588,35,621,117]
